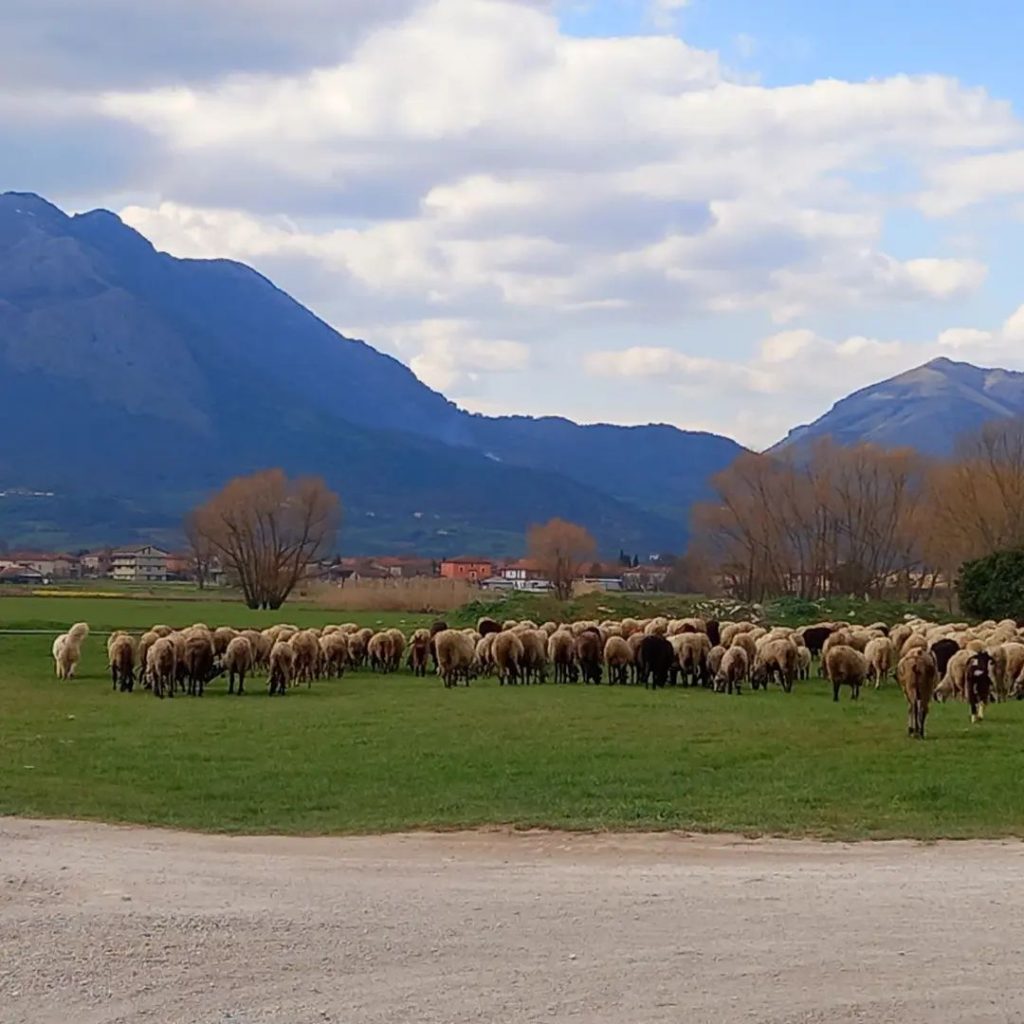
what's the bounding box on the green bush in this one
[958,550,1024,620]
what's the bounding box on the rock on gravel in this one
[2,819,1024,1023]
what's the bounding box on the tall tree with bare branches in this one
[527,518,597,600]
[190,469,341,609]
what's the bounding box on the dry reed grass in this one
[305,578,483,613]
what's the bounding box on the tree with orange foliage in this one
[190,469,340,609]
[527,518,597,600]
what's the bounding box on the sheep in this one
[637,634,674,689]
[136,630,159,689]
[319,630,350,679]
[929,637,961,678]
[267,640,295,695]
[573,631,603,685]
[408,628,431,677]
[751,638,799,693]
[347,632,367,669]
[898,648,938,739]
[824,645,867,702]
[519,629,548,684]
[935,649,972,702]
[290,629,321,685]
[183,632,217,696]
[212,626,238,657]
[798,625,833,658]
[223,636,254,695]
[434,629,475,688]
[965,652,995,724]
[715,645,748,695]
[150,624,173,638]
[475,632,497,676]
[547,630,576,684]
[147,637,177,699]
[864,636,895,689]
[603,636,633,686]
[796,646,812,681]
[707,644,727,679]
[674,633,712,687]
[52,621,90,680]
[367,631,394,674]
[477,617,502,636]
[385,628,406,672]
[242,629,270,669]
[108,632,136,692]
[493,630,526,685]
[730,631,758,672]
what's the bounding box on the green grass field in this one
[0,592,1020,840]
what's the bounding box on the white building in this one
[111,545,169,582]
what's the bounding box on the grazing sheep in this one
[798,625,833,658]
[547,630,576,684]
[730,632,758,671]
[147,637,177,699]
[637,634,674,689]
[291,629,321,685]
[707,645,727,679]
[519,629,548,684]
[137,630,159,689]
[408,628,431,677]
[477,617,502,637]
[268,640,296,695]
[108,632,136,692]
[796,645,812,681]
[385,628,406,672]
[573,631,603,685]
[434,629,475,688]
[752,638,799,693]
[223,636,254,695]
[674,633,712,687]
[319,631,350,679]
[475,632,497,676]
[603,636,633,686]
[864,636,895,689]
[898,648,939,739]
[242,629,270,669]
[183,632,217,696]
[367,631,394,674]
[935,649,972,702]
[824,645,867,702]
[715,645,748,695]
[212,626,238,657]
[965,652,994,724]
[493,631,526,686]
[929,638,961,678]
[347,633,368,669]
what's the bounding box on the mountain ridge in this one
[0,191,745,554]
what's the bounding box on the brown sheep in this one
[752,638,799,693]
[108,633,136,693]
[408,628,431,677]
[824,645,867,702]
[898,648,938,738]
[493,631,525,686]
[547,630,576,684]
[519,629,548,684]
[434,629,475,688]
[290,629,321,685]
[147,637,177,699]
[224,635,254,695]
[864,636,895,689]
[319,631,350,679]
[715,645,747,695]
[574,631,603,685]
[603,635,633,686]
[183,632,217,696]
[268,640,296,695]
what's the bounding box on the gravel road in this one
[2,819,1023,1024]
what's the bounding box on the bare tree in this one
[191,469,341,609]
[527,518,597,600]
[183,510,215,590]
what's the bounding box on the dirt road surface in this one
[2,819,1023,1024]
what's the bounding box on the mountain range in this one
[0,192,742,555]
[774,357,1024,456]
[1,191,1019,556]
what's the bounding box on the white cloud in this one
[585,307,1024,448]
[15,0,1020,444]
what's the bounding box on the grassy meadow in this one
[0,590,1021,840]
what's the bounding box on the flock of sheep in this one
[50,612,1024,738]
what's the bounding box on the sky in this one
[4,0,1024,449]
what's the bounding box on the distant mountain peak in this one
[773,358,1024,456]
